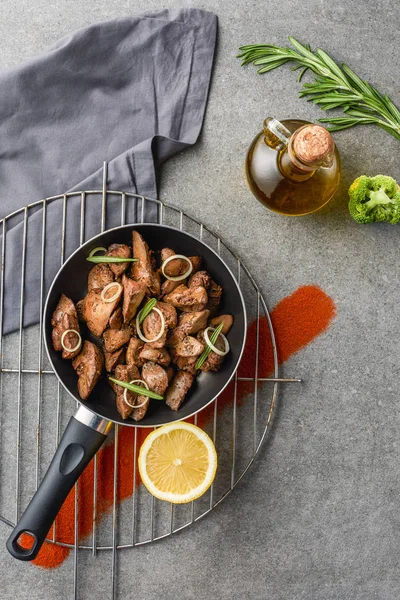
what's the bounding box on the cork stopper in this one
[292,125,334,165]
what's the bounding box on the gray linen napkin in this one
[1,8,217,334]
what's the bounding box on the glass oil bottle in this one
[245,118,341,216]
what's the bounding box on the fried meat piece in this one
[88,263,114,292]
[106,244,131,278]
[142,361,169,396]
[80,286,122,337]
[126,337,145,368]
[139,344,171,367]
[72,341,104,399]
[209,314,233,335]
[103,327,131,353]
[164,284,208,313]
[111,364,141,420]
[131,231,160,296]
[51,294,81,359]
[122,275,146,323]
[166,371,195,411]
[175,336,204,358]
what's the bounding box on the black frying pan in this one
[6,224,246,561]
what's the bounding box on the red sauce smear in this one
[20,284,336,568]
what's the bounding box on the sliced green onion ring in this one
[109,377,163,400]
[203,326,230,356]
[101,282,122,303]
[161,254,193,282]
[136,306,165,343]
[123,379,150,409]
[60,329,82,353]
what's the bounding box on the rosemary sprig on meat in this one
[109,377,164,400]
[238,37,400,141]
[195,323,224,370]
[137,298,157,325]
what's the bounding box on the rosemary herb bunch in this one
[238,37,400,141]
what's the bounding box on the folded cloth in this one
[0,8,217,334]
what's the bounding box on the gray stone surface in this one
[1,0,400,599]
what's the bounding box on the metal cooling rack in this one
[0,162,300,599]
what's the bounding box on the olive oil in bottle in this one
[245,118,341,216]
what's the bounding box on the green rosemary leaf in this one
[253,56,290,66]
[340,63,371,96]
[86,256,138,264]
[318,102,349,111]
[258,63,288,74]
[288,37,317,61]
[109,378,163,401]
[315,49,348,84]
[137,298,157,325]
[297,67,309,82]
[323,123,362,132]
[195,323,224,371]
[238,36,400,141]
[384,95,400,122]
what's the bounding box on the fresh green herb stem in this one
[109,377,164,400]
[138,298,157,325]
[195,323,224,370]
[86,256,139,264]
[238,37,400,141]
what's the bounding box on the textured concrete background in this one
[1,0,400,599]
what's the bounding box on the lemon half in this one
[138,422,218,504]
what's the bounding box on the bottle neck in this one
[263,118,335,180]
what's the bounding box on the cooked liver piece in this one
[166,366,175,382]
[109,307,123,330]
[142,310,167,349]
[104,347,125,372]
[188,270,212,290]
[178,309,210,335]
[197,329,223,372]
[210,314,233,335]
[176,356,198,375]
[156,301,178,329]
[161,278,182,296]
[188,271,222,315]
[51,294,81,359]
[142,362,169,396]
[188,256,202,273]
[175,336,204,357]
[139,344,171,366]
[130,395,150,422]
[160,248,189,277]
[208,279,223,315]
[126,337,145,367]
[164,284,208,312]
[199,352,223,372]
[111,364,141,420]
[88,263,114,292]
[80,286,122,337]
[72,341,104,400]
[166,371,195,411]
[106,244,131,278]
[103,327,131,353]
[166,327,186,348]
[131,231,160,296]
[122,275,146,323]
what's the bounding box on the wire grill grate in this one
[0,163,300,597]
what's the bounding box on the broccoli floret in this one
[348,175,400,224]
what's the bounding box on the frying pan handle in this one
[6,406,112,561]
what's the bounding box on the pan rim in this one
[43,223,247,428]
